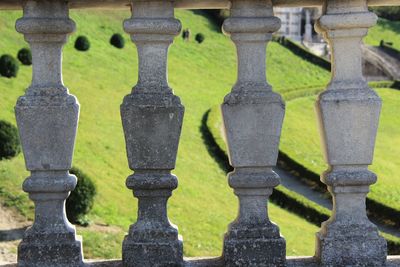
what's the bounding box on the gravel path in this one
[276,167,400,238]
[0,204,29,264]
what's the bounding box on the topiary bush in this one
[74,36,90,52]
[66,167,96,226]
[17,48,32,66]
[195,33,205,44]
[182,28,191,41]
[0,120,21,160]
[110,33,125,49]
[0,55,19,78]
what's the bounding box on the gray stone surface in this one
[4,256,400,267]
[314,0,387,266]
[121,0,184,266]
[14,1,84,266]
[221,0,286,266]
[2,0,398,266]
[1,0,400,10]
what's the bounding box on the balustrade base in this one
[5,256,400,267]
[316,232,387,267]
[223,237,286,267]
[17,237,83,267]
[122,239,183,267]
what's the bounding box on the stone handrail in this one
[1,0,400,266]
[0,0,398,9]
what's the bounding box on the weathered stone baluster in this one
[315,0,387,266]
[221,1,286,266]
[15,0,83,266]
[121,0,184,266]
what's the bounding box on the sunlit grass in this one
[280,89,400,213]
[0,9,329,258]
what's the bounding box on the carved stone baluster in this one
[121,0,184,266]
[315,0,387,266]
[15,1,83,266]
[221,0,286,266]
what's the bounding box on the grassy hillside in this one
[365,18,400,50]
[279,88,400,213]
[0,9,330,259]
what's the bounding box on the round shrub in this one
[182,28,191,41]
[74,36,90,52]
[0,120,20,160]
[195,33,205,44]
[17,48,32,66]
[110,33,125,49]
[66,167,96,225]
[0,55,19,78]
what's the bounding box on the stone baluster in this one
[121,0,184,266]
[221,0,286,266]
[15,0,83,266]
[315,0,387,266]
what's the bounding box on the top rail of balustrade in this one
[0,0,397,10]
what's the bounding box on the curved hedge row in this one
[205,81,400,254]
[207,106,330,227]
[277,81,400,227]
[380,41,400,60]
[277,37,331,71]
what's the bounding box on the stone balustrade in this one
[0,0,399,266]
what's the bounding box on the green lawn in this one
[0,9,329,259]
[280,88,400,214]
[365,18,400,50]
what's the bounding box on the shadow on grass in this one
[199,109,232,174]
[377,19,400,36]
[200,107,400,254]
[190,10,223,33]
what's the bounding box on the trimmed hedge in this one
[273,186,330,226]
[207,107,228,156]
[391,80,400,89]
[202,10,229,28]
[380,41,400,60]
[195,33,205,44]
[282,86,325,102]
[278,81,400,225]
[371,7,400,21]
[207,106,330,223]
[75,36,90,52]
[110,33,125,49]
[206,85,400,253]
[17,48,32,66]
[182,29,191,41]
[0,120,21,160]
[280,81,399,103]
[66,167,96,225]
[277,151,325,191]
[383,231,400,255]
[0,54,19,78]
[207,105,330,223]
[277,37,331,71]
[201,110,232,173]
[369,80,400,90]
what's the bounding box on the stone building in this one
[274,7,321,43]
[274,7,303,41]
